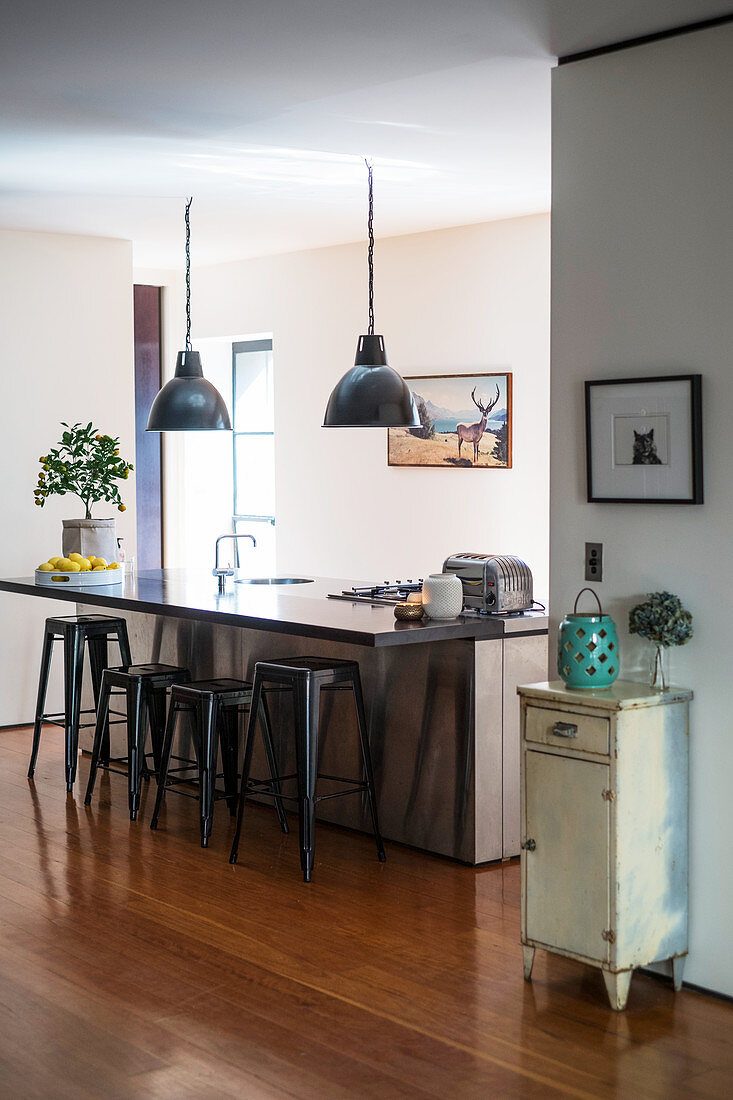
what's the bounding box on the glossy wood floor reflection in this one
[0,727,730,1099]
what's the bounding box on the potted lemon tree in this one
[34,422,133,563]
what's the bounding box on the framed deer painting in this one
[387,373,512,469]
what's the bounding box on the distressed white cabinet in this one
[517,680,692,1011]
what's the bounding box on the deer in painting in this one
[457,385,500,463]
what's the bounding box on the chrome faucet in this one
[213,533,256,593]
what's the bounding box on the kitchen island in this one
[0,570,548,863]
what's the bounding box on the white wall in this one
[163,215,550,592]
[551,26,733,995]
[0,229,135,725]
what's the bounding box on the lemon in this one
[57,558,81,572]
[91,557,107,568]
[38,562,55,572]
[107,561,121,570]
[69,553,85,563]
[92,565,107,572]
[78,559,92,571]
[47,556,62,567]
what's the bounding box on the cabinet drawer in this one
[525,706,609,755]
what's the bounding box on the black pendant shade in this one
[146,196,231,432]
[146,351,232,431]
[323,162,419,428]
[323,335,420,428]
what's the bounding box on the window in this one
[232,339,276,571]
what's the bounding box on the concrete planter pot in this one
[62,518,117,563]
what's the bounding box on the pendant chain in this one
[185,196,193,352]
[366,160,374,336]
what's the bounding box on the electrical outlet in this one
[585,542,603,582]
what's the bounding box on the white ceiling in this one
[0,1,727,267]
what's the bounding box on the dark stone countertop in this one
[0,570,548,648]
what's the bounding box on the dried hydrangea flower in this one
[629,591,693,648]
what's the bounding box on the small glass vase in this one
[649,644,669,692]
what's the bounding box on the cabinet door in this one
[524,749,610,963]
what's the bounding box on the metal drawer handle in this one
[521,839,536,852]
[552,721,578,738]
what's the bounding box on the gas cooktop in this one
[328,580,423,606]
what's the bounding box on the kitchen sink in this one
[236,577,314,585]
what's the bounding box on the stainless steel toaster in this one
[442,552,534,614]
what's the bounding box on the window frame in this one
[231,338,275,528]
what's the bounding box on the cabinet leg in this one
[522,946,535,981]
[672,956,686,992]
[602,969,632,1011]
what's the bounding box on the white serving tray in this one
[34,568,123,587]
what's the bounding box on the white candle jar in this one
[421,573,463,619]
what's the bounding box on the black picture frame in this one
[585,374,703,504]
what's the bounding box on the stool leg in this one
[83,675,112,806]
[28,630,54,779]
[126,679,146,821]
[146,685,168,778]
[294,676,319,883]
[64,629,86,791]
[352,672,386,863]
[258,693,289,834]
[116,621,132,667]
[199,696,218,848]
[229,677,263,864]
[220,706,240,817]
[87,635,110,765]
[150,702,180,830]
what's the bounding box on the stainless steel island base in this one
[0,569,547,864]
[78,605,547,863]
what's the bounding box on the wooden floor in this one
[0,727,730,1099]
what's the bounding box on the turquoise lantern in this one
[558,589,620,689]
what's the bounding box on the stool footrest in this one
[247,773,369,804]
[41,708,126,721]
[157,772,237,803]
[314,783,369,804]
[98,765,134,780]
[94,750,158,773]
[42,714,127,731]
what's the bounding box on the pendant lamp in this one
[323,162,419,428]
[146,198,232,432]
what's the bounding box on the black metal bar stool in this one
[229,657,386,882]
[29,614,132,791]
[150,678,289,848]
[84,664,191,820]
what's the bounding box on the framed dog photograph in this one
[387,373,512,469]
[585,375,703,504]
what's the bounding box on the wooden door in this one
[524,750,610,963]
[133,285,163,569]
